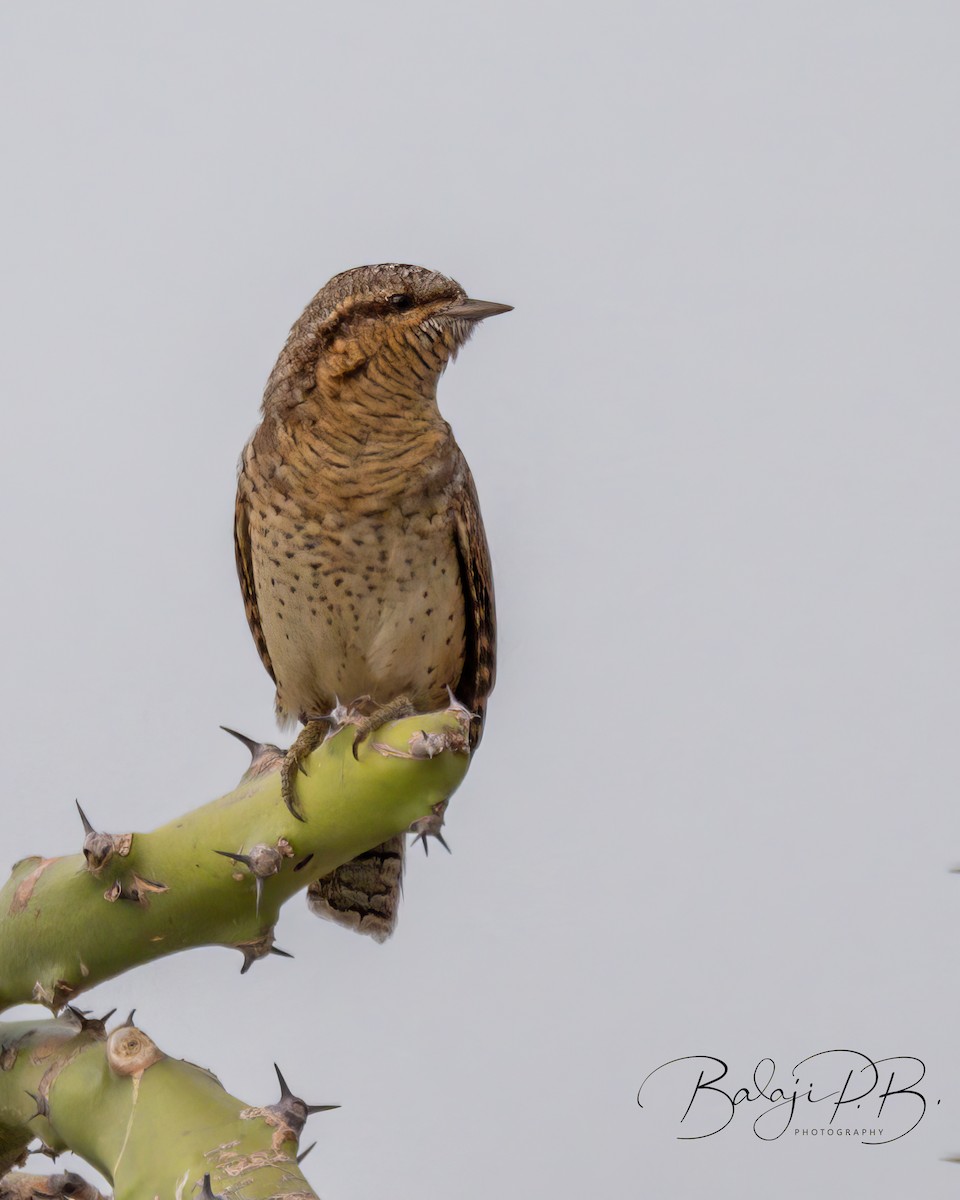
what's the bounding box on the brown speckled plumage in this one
[235,264,507,940]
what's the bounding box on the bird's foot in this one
[409,800,451,856]
[351,694,416,760]
[280,718,337,821]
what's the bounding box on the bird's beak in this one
[443,298,514,321]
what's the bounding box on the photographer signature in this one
[636,1051,931,1144]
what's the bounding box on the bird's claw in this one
[280,757,307,822]
[280,720,332,821]
[349,695,416,760]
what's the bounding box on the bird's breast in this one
[242,424,467,722]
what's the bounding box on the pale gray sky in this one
[1,3,959,1196]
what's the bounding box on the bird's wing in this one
[451,451,497,746]
[234,463,277,687]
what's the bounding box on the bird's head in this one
[265,264,511,405]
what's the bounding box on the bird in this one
[234,263,510,941]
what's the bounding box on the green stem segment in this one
[0,1016,323,1197]
[0,712,469,1012]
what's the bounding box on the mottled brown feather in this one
[234,474,277,687]
[450,449,496,748]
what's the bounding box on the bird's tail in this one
[306,835,405,943]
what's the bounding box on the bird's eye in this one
[387,293,414,312]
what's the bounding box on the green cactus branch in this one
[0,1013,328,1197]
[0,710,469,1013]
